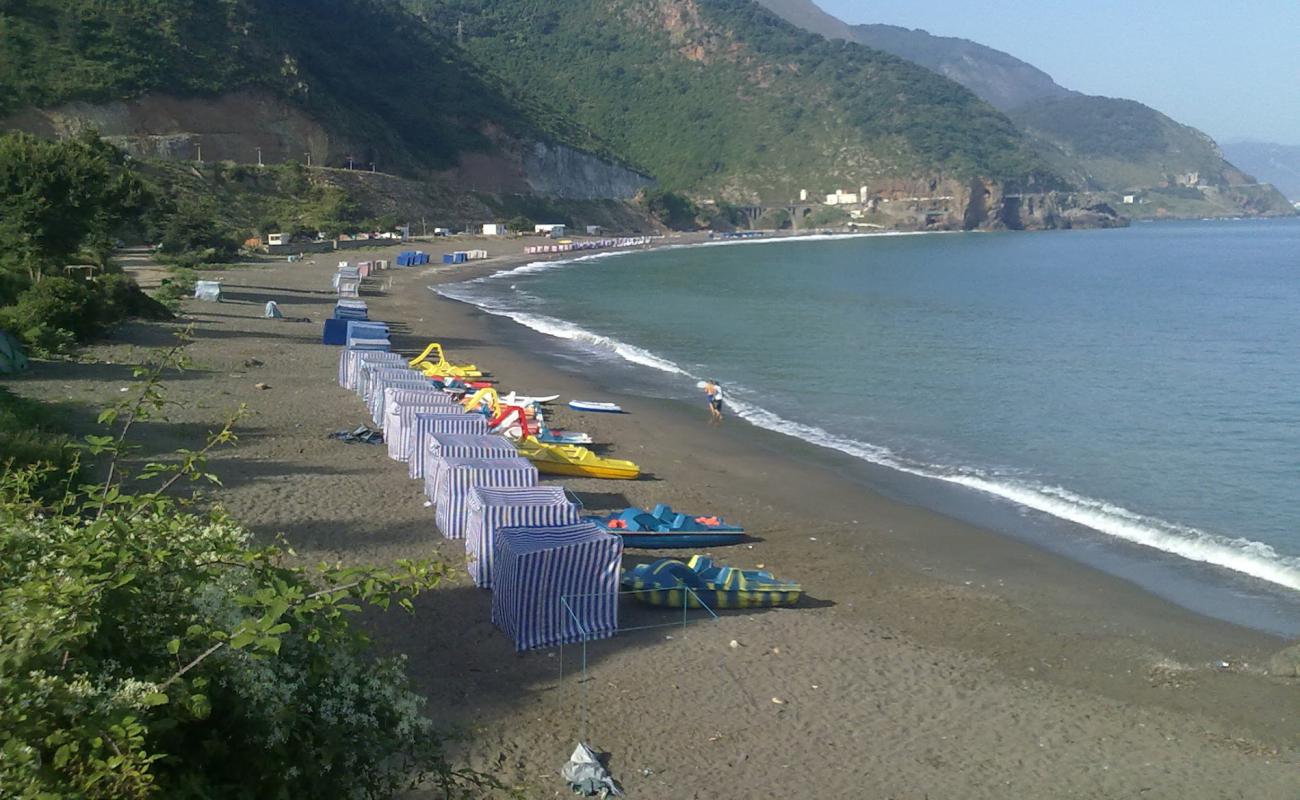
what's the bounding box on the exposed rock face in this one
[3,91,334,165]
[3,91,652,202]
[522,142,653,200]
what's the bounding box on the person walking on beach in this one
[703,379,724,423]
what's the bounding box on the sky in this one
[817,0,1300,145]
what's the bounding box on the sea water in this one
[440,219,1300,632]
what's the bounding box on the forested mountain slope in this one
[754,0,1293,215]
[0,0,649,197]
[402,0,1058,201]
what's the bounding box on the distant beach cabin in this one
[267,232,288,246]
[534,223,566,236]
[585,225,603,235]
[482,223,506,236]
[1122,195,1136,205]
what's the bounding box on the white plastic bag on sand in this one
[264,300,283,319]
[561,742,622,797]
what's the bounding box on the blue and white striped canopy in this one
[407,415,490,479]
[339,349,403,390]
[432,457,538,540]
[464,486,582,588]
[384,395,464,461]
[491,522,623,651]
[368,379,438,423]
[358,365,422,400]
[421,434,518,498]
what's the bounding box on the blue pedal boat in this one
[586,504,745,549]
[621,556,801,609]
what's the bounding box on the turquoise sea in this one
[439,219,1300,632]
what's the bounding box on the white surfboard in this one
[568,400,623,413]
[500,391,560,407]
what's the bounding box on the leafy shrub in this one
[0,275,172,355]
[157,199,241,265]
[0,360,497,798]
[0,388,78,499]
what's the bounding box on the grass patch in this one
[0,387,79,498]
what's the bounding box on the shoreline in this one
[432,230,1300,627]
[11,236,1297,797]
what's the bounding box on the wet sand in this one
[11,237,1298,798]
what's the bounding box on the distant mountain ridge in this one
[847,24,1071,112]
[1220,142,1300,201]
[754,0,1293,217]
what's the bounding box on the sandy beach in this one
[10,236,1297,798]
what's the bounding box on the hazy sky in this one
[817,1,1300,145]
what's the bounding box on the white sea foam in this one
[722,392,1300,592]
[435,284,688,376]
[433,242,1300,594]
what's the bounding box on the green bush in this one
[0,388,78,500]
[0,275,172,356]
[0,368,496,798]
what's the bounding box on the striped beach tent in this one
[356,363,419,400]
[368,378,437,424]
[491,523,623,651]
[359,367,424,406]
[464,486,582,588]
[385,396,463,460]
[339,349,403,390]
[432,457,538,540]
[407,414,489,479]
[421,433,516,493]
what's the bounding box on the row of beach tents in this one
[329,264,622,651]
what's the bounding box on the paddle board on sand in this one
[500,391,560,406]
[569,400,623,413]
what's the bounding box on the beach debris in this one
[560,742,622,797]
[119,387,129,393]
[328,426,383,445]
[243,358,264,368]
[728,639,742,649]
[254,382,271,390]
[771,697,786,705]
[755,563,765,569]
[264,300,283,319]
[809,537,817,541]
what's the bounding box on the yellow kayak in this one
[514,437,640,480]
[410,342,484,378]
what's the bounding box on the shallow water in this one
[440,219,1300,626]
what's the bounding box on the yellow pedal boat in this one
[514,437,640,480]
[410,342,484,378]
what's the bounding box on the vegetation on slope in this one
[0,358,495,798]
[847,23,1070,112]
[1011,95,1244,190]
[0,132,171,355]
[404,0,1057,199]
[0,0,611,174]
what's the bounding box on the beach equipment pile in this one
[395,251,430,267]
[441,249,488,264]
[523,236,654,255]
[330,326,628,649]
[321,264,792,652]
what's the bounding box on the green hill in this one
[0,0,613,175]
[753,0,1294,216]
[401,0,1058,200]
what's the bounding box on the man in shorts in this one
[703,379,724,423]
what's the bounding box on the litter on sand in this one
[328,426,384,445]
[560,742,622,797]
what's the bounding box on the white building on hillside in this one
[482,223,506,236]
[824,189,859,205]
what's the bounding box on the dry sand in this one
[9,236,1298,798]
